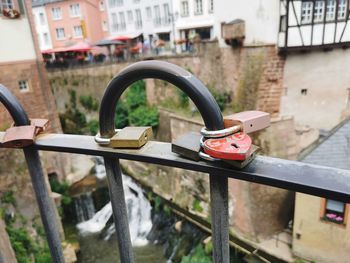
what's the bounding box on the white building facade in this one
[106,0,174,52]
[32,4,53,51]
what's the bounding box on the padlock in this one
[109,126,153,148]
[223,145,259,168]
[223,111,270,134]
[2,125,36,148]
[171,132,202,161]
[30,118,49,134]
[202,132,252,161]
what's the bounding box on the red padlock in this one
[202,132,253,161]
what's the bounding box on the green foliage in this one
[128,106,159,128]
[79,95,99,112]
[49,178,72,205]
[6,225,51,263]
[181,244,212,263]
[208,85,231,111]
[1,191,16,205]
[154,196,162,212]
[6,226,33,263]
[115,100,129,129]
[69,89,77,109]
[60,89,87,134]
[125,80,146,110]
[177,90,189,108]
[87,119,99,135]
[204,240,213,255]
[192,199,203,213]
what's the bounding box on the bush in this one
[1,191,15,205]
[79,95,99,112]
[207,85,231,111]
[125,80,146,110]
[178,90,189,108]
[181,244,212,263]
[128,106,159,128]
[115,100,129,129]
[49,178,72,205]
[87,119,99,135]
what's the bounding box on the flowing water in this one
[74,157,166,262]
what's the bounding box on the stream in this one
[67,157,245,263]
[71,158,166,262]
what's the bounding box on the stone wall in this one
[48,42,285,119]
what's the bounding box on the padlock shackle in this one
[0,84,30,126]
[99,60,224,137]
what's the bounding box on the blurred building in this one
[0,0,60,130]
[296,118,350,263]
[32,0,109,50]
[105,0,174,53]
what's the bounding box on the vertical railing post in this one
[0,85,65,263]
[99,60,230,262]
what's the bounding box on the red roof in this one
[41,42,92,53]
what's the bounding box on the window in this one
[109,0,116,8]
[314,1,325,22]
[55,27,65,39]
[73,25,83,37]
[338,0,347,19]
[181,1,189,17]
[99,1,105,11]
[194,0,203,15]
[135,9,142,29]
[127,10,133,23]
[111,12,117,31]
[208,0,214,13]
[0,0,13,12]
[102,20,108,31]
[301,2,313,24]
[154,5,161,25]
[43,32,49,45]
[70,3,80,17]
[116,0,123,6]
[163,3,170,24]
[326,0,336,21]
[39,12,45,25]
[322,199,348,225]
[52,7,62,20]
[119,12,126,30]
[146,6,151,20]
[18,80,29,92]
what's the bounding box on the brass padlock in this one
[109,126,153,148]
[2,125,36,148]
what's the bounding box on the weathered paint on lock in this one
[202,132,253,160]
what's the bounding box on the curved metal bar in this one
[98,61,229,263]
[0,85,65,263]
[99,60,224,137]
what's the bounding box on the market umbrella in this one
[94,39,125,46]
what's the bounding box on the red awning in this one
[41,42,92,54]
[108,33,141,41]
[64,41,92,52]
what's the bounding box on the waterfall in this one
[73,192,96,222]
[76,157,153,247]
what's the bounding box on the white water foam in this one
[76,157,153,246]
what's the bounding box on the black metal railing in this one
[0,60,350,263]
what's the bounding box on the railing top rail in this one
[3,132,349,203]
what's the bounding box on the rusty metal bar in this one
[2,132,350,204]
[0,85,65,263]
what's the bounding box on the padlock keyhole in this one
[231,143,239,148]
